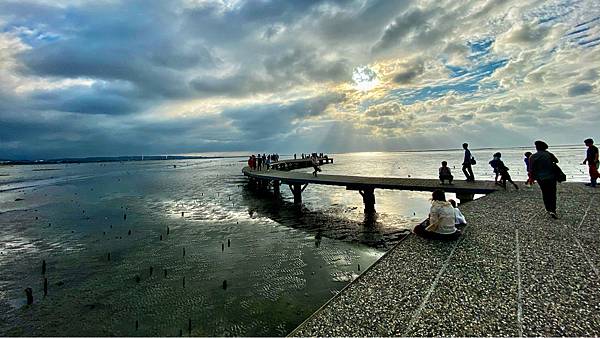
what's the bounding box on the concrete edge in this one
[286,192,500,337]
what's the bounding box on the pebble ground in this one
[292,182,600,337]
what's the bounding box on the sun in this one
[352,66,379,92]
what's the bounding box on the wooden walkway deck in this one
[243,161,502,211]
[291,183,600,336]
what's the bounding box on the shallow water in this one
[0,146,588,336]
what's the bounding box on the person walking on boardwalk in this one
[529,140,560,219]
[582,138,599,187]
[439,161,453,184]
[462,143,475,181]
[256,154,263,170]
[311,155,322,177]
[413,190,461,240]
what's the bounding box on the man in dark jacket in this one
[461,143,475,181]
[529,140,559,219]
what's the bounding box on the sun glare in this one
[352,66,379,92]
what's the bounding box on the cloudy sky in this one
[0,0,599,159]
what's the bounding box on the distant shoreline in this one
[0,155,247,166]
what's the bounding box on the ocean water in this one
[0,146,588,336]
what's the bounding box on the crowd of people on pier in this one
[247,152,327,176]
[421,138,598,240]
[247,153,280,171]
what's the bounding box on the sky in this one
[0,0,599,159]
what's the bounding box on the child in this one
[496,153,519,190]
[524,151,534,185]
[439,161,453,184]
[449,199,466,226]
[489,152,501,184]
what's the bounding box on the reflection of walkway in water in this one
[241,187,409,249]
[293,183,600,336]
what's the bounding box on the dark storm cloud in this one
[12,1,217,99]
[0,108,243,159]
[222,93,345,139]
[567,83,594,96]
[191,48,350,97]
[30,83,143,115]
[393,60,425,84]
[371,8,439,53]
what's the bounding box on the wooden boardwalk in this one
[243,161,502,212]
[291,183,600,336]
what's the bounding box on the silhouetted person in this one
[495,153,518,190]
[311,155,321,176]
[439,161,453,184]
[462,143,475,181]
[529,140,559,219]
[256,154,262,170]
[583,138,599,187]
[489,152,501,184]
[524,151,534,185]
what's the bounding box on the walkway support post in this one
[273,180,280,196]
[289,184,302,204]
[359,188,376,214]
[456,192,474,203]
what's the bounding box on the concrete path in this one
[291,183,600,336]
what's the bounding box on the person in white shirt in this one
[413,190,461,240]
[449,199,467,226]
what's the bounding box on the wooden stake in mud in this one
[43,278,48,296]
[107,252,111,261]
[25,288,33,305]
[42,260,46,275]
[183,276,186,288]
[222,280,227,290]
[228,239,231,247]
[167,226,170,235]
[221,243,224,252]
[188,318,192,335]
[149,266,153,276]
[136,320,139,330]
[124,213,127,220]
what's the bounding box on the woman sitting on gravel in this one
[413,190,461,240]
